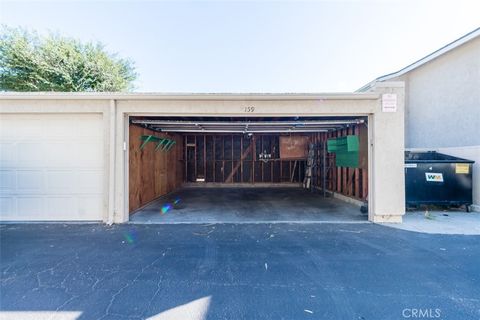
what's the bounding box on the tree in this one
[0,26,137,92]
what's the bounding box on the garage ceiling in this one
[131,119,364,133]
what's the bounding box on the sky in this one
[0,0,479,93]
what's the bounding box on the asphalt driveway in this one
[1,223,479,320]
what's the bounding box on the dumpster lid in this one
[405,151,474,163]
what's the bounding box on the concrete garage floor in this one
[130,187,366,224]
[1,223,480,320]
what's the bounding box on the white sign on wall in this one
[382,93,397,112]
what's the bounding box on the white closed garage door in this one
[0,113,104,221]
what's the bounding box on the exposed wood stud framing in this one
[240,136,243,183]
[143,125,368,201]
[184,134,309,184]
[354,126,360,198]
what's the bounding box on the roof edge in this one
[357,27,480,92]
[0,92,380,101]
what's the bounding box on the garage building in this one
[0,81,405,223]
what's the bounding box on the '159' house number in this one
[244,106,255,113]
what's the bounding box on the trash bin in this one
[405,151,474,211]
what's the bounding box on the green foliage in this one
[0,26,137,91]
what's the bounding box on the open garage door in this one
[128,116,369,223]
[0,87,406,223]
[0,114,104,221]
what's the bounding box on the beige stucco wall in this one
[390,37,480,210]
[368,83,405,222]
[403,36,480,149]
[0,84,406,223]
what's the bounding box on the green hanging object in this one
[155,139,168,151]
[140,135,155,150]
[139,135,176,152]
[166,140,176,151]
[327,135,359,168]
[162,140,176,151]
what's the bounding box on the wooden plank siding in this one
[129,125,183,213]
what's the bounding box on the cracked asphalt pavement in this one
[1,223,479,319]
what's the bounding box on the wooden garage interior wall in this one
[129,123,368,214]
[129,125,183,213]
[319,123,368,201]
[184,134,308,184]
[183,124,368,200]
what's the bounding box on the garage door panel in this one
[0,120,13,138]
[45,118,78,138]
[0,143,16,167]
[0,196,104,221]
[0,114,104,221]
[45,197,73,219]
[77,196,103,220]
[17,197,44,216]
[76,171,103,193]
[15,118,46,139]
[0,171,15,192]
[16,142,47,167]
[46,171,74,194]
[76,116,103,138]
[17,170,44,192]
[74,142,103,167]
[45,142,75,167]
[0,197,16,218]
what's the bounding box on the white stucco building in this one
[359,27,480,211]
[0,83,406,223]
